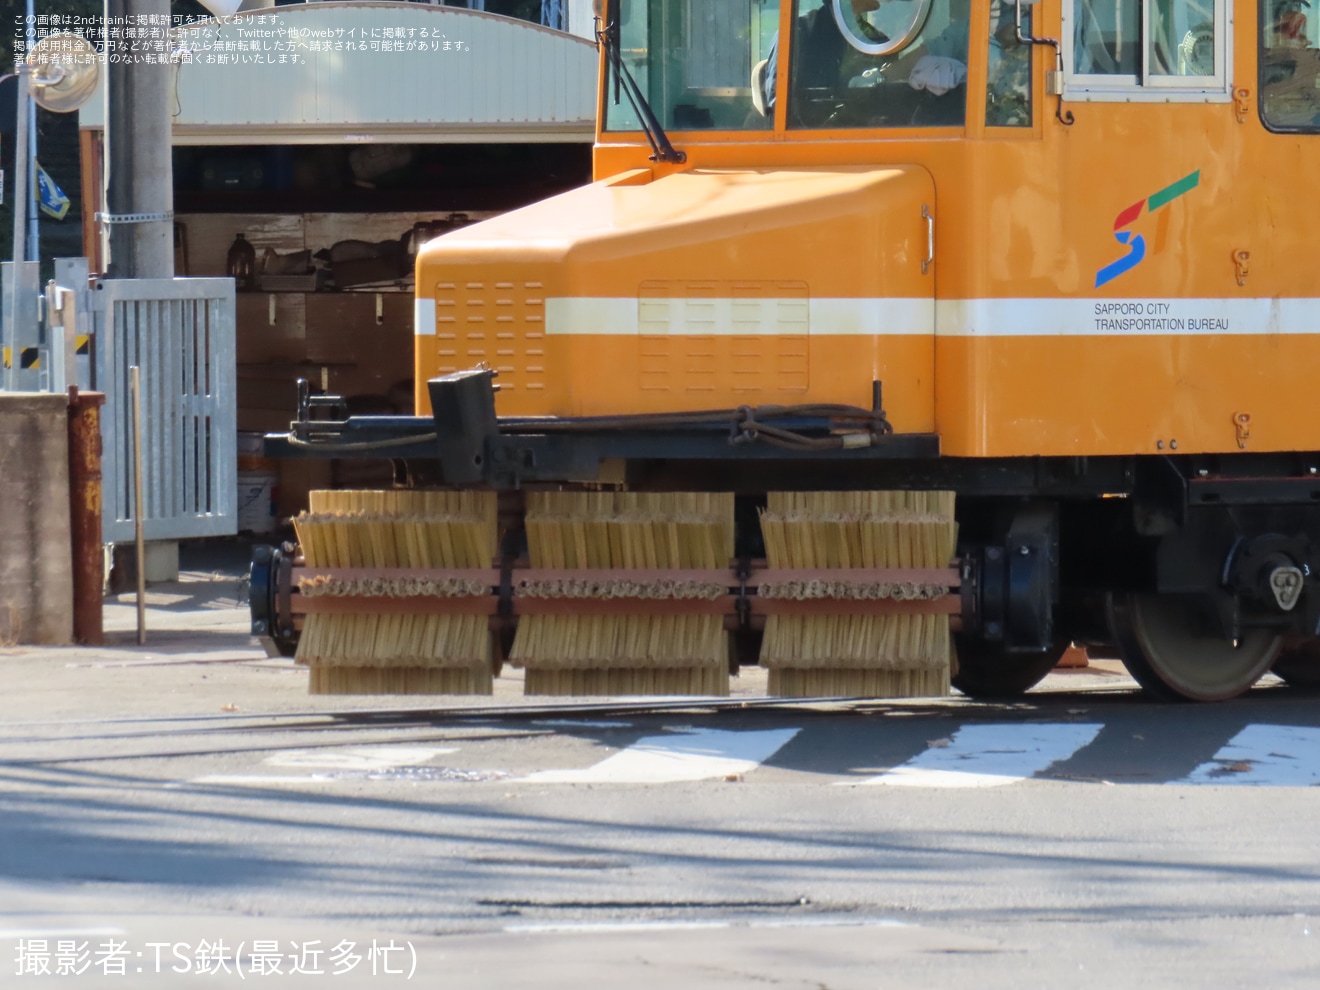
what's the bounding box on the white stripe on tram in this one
[413,294,1320,338]
[934,298,1320,337]
[414,296,437,336]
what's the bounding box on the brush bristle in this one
[294,490,498,695]
[758,491,956,698]
[512,492,733,696]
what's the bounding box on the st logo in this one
[1094,171,1200,289]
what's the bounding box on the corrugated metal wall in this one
[81,3,597,143]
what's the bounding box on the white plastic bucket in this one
[237,470,278,533]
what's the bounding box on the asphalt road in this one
[6,685,1320,989]
[4,556,1320,988]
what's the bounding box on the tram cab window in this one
[1063,0,1229,99]
[1261,0,1320,130]
[987,0,1034,125]
[601,0,781,132]
[782,0,970,129]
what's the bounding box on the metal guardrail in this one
[91,277,238,543]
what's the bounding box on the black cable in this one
[285,433,438,452]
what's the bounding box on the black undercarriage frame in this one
[254,370,1320,673]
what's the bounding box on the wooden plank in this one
[236,293,307,365]
[750,597,961,616]
[515,568,734,585]
[304,211,498,248]
[748,568,960,588]
[290,566,958,589]
[178,213,306,278]
[295,596,498,616]
[514,597,734,616]
[79,129,104,274]
[304,293,412,371]
[295,567,500,583]
[291,566,957,584]
[292,592,961,618]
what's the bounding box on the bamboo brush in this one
[512,491,734,697]
[759,491,956,698]
[293,490,498,695]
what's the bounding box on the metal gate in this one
[92,277,237,543]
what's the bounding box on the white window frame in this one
[1062,0,1233,101]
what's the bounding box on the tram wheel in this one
[1106,592,1281,702]
[951,636,1063,698]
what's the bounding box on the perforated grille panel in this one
[637,280,809,394]
[432,279,547,394]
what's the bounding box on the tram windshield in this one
[599,0,972,133]
[785,0,968,127]
[601,0,783,132]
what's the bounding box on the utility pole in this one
[24,0,37,264]
[5,65,29,392]
[104,0,174,280]
[104,0,177,581]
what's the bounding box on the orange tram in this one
[255,0,1320,702]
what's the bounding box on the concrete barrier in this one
[0,393,73,645]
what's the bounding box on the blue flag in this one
[36,162,70,220]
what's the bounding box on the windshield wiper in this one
[598,17,686,164]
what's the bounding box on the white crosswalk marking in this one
[521,727,800,784]
[1181,724,1320,786]
[170,720,1320,791]
[849,723,1104,788]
